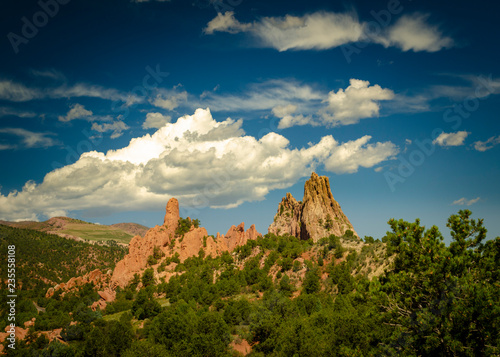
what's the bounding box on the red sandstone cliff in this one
[111,198,261,288]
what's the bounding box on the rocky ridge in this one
[111,198,261,288]
[268,172,358,242]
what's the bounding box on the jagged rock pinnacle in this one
[268,172,357,242]
[164,198,180,229]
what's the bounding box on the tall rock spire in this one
[268,172,357,242]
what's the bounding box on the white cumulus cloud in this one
[321,79,394,126]
[143,112,172,129]
[272,104,314,129]
[323,135,398,174]
[0,108,397,221]
[433,131,469,147]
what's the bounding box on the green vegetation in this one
[3,210,499,356]
[60,223,134,243]
[0,225,126,286]
[175,217,200,237]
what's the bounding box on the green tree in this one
[123,340,171,357]
[141,268,155,287]
[302,267,320,294]
[379,210,500,356]
[279,274,294,297]
[132,288,161,320]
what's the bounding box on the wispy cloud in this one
[151,86,188,110]
[0,128,59,148]
[452,197,480,206]
[58,104,93,122]
[204,11,252,34]
[29,68,66,81]
[474,135,500,152]
[0,144,16,150]
[0,80,40,102]
[198,79,324,113]
[0,107,37,118]
[204,11,454,53]
[373,14,453,52]
[199,78,395,129]
[91,120,129,139]
[0,79,141,104]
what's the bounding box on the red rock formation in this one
[164,198,180,228]
[0,325,65,350]
[223,223,260,251]
[111,199,180,287]
[269,172,358,242]
[98,288,116,302]
[110,198,262,288]
[45,269,111,298]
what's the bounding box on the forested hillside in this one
[0,225,127,287]
[2,211,499,356]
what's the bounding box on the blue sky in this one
[1,0,499,242]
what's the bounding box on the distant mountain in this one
[109,223,149,237]
[0,216,149,244]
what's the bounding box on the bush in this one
[175,217,200,236]
[142,268,155,287]
[279,257,293,271]
[147,255,157,266]
[279,275,294,296]
[293,260,302,272]
[132,288,161,320]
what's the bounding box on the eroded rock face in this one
[164,198,180,228]
[268,172,358,242]
[223,223,260,251]
[268,193,302,239]
[110,198,262,288]
[111,198,180,288]
[45,269,110,298]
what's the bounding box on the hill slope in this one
[0,217,149,244]
[0,224,127,288]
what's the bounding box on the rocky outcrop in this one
[268,172,358,242]
[0,325,65,352]
[164,198,180,228]
[45,269,112,298]
[110,198,262,288]
[223,223,261,251]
